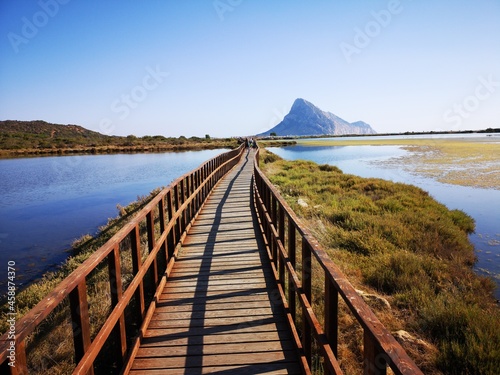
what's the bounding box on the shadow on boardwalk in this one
[129,150,302,374]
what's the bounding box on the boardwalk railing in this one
[252,148,424,375]
[0,144,244,375]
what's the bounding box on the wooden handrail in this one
[252,148,424,375]
[0,144,244,374]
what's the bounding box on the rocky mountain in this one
[259,99,376,136]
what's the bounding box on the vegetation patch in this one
[260,149,500,374]
[0,120,238,157]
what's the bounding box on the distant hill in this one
[0,120,237,156]
[259,99,376,136]
[0,120,106,138]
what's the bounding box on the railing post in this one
[272,195,279,266]
[271,194,277,227]
[146,211,158,285]
[364,331,387,375]
[174,185,182,244]
[265,187,272,261]
[179,179,186,233]
[1,339,28,375]
[197,169,202,210]
[159,196,168,265]
[204,164,208,198]
[302,241,312,366]
[107,245,127,367]
[69,280,94,375]
[183,176,189,225]
[200,167,204,202]
[193,170,198,212]
[187,174,193,222]
[288,217,296,323]
[167,190,175,258]
[278,206,285,287]
[325,277,339,361]
[131,225,145,319]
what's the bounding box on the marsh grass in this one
[0,189,161,373]
[260,149,500,374]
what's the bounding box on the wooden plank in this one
[165,273,268,282]
[163,281,269,291]
[150,307,276,320]
[159,288,270,299]
[155,300,276,313]
[136,340,297,357]
[129,362,302,375]
[167,270,272,280]
[141,332,291,347]
[69,281,93,373]
[156,294,273,307]
[126,149,303,374]
[147,315,285,329]
[132,351,299,368]
[142,322,293,338]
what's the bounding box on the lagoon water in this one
[268,144,500,299]
[1,143,499,299]
[0,149,227,295]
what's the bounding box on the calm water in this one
[268,143,500,299]
[0,149,227,294]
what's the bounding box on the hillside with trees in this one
[0,120,237,156]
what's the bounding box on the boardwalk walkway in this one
[129,150,302,374]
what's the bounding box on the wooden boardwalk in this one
[0,145,423,375]
[128,150,303,374]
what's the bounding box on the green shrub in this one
[420,297,500,374]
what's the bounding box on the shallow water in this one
[268,144,500,299]
[0,149,227,294]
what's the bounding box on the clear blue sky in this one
[1,0,499,137]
